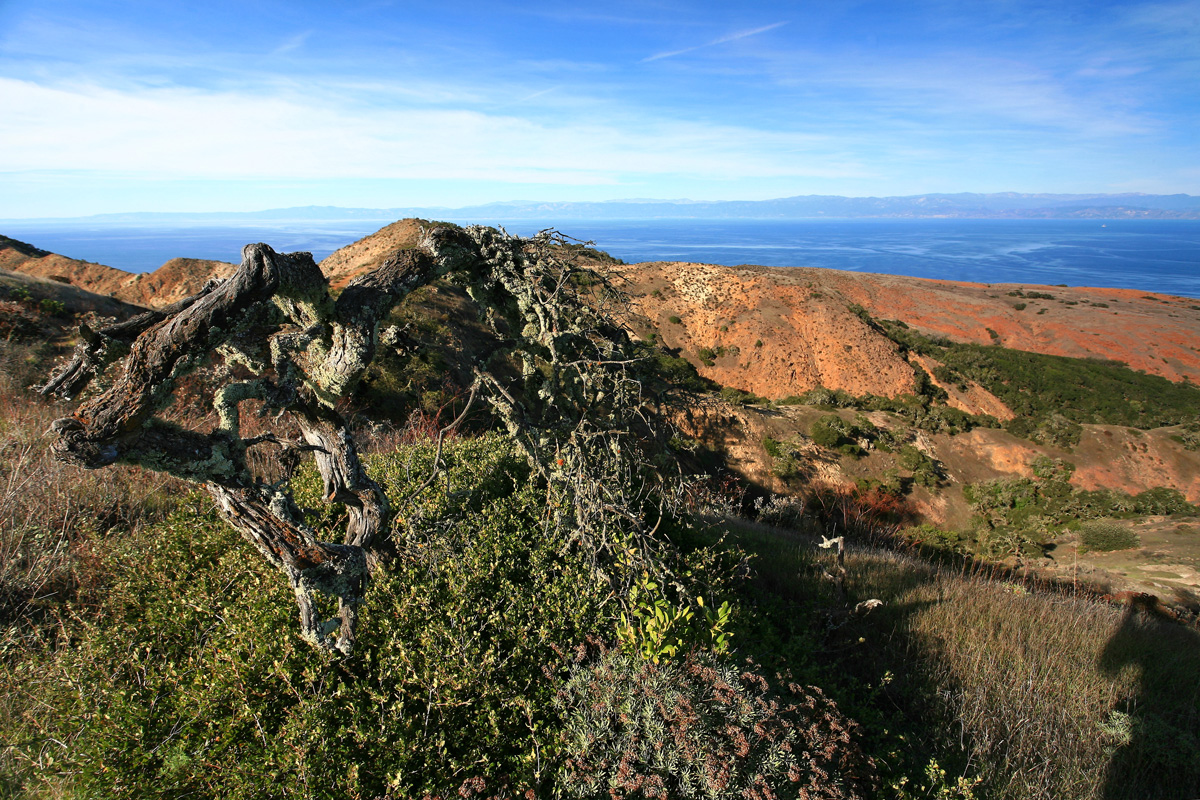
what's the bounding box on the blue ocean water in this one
[4,218,1198,298]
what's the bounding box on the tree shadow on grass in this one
[687,518,964,790]
[1099,596,1200,800]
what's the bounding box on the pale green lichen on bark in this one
[214,379,264,434]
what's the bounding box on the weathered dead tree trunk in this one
[41,226,670,655]
[43,229,481,653]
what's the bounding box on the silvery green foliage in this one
[452,227,683,592]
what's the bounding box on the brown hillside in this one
[1,235,135,298]
[616,261,917,400]
[120,257,238,307]
[812,270,1200,383]
[614,260,1200,400]
[1,235,234,308]
[0,268,147,320]
[6,221,1198,397]
[318,219,428,289]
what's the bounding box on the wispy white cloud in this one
[1,0,1196,214]
[271,31,314,56]
[642,21,789,63]
[760,50,1159,138]
[514,86,560,103]
[0,77,863,185]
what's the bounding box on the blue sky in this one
[1,0,1198,217]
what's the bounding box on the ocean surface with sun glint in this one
[5,218,1198,298]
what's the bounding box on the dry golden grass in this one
[0,340,185,626]
[720,516,1200,800]
[905,572,1199,799]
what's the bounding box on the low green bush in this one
[1078,520,1140,552]
[719,386,770,406]
[811,413,852,448]
[1171,421,1200,451]
[10,438,609,797]
[6,434,768,798]
[1133,487,1197,516]
[898,524,970,553]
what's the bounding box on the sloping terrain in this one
[817,271,1200,383]
[8,220,1197,395]
[318,218,429,288]
[1,234,236,307]
[0,268,146,320]
[616,262,920,399]
[4,219,1200,612]
[615,261,1200,399]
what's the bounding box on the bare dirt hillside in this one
[6,221,1199,397]
[615,260,1200,400]
[0,268,147,320]
[814,270,1200,383]
[616,262,919,399]
[1,235,236,308]
[318,219,428,288]
[3,221,432,306]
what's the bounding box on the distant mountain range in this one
[6,192,1200,225]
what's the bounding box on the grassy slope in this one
[2,408,1198,798]
[694,516,1200,800]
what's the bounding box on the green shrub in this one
[1005,413,1083,450]
[719,387,769,406]
[1172,421,1200,451]
[11,437,611,798]
[976,523,1042,559]
[1078,520,1140,552]
[811,414,850,448]
[668,315,683,325]
[801,386,860,409]
[1031,456,1076,482]
[697,346,730,367]
[1065,489,1137,519]
[1132,487,1197,516]
[636,343,715,393]
[38,298,67,316]
[898,524,970,553]
[875,322,1200,436]
[898,445,944,488]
